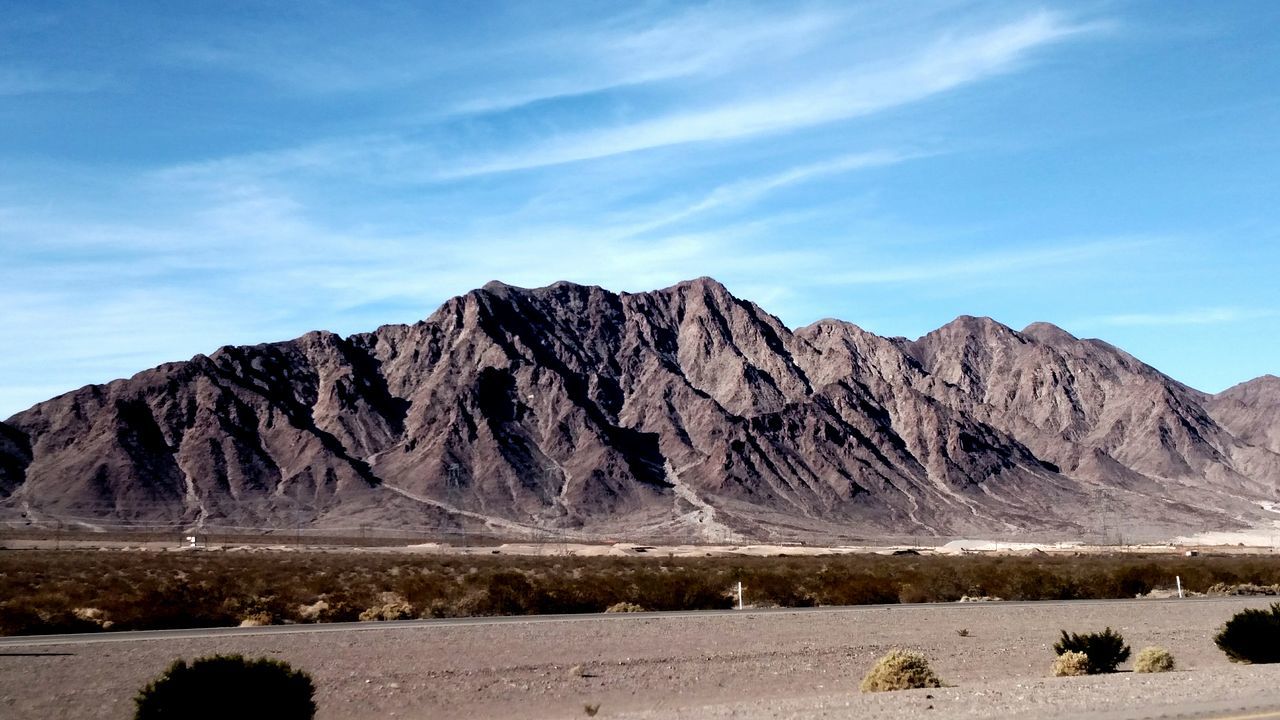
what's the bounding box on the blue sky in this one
[2,1,1278,418]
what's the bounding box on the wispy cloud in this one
[156,9,1098,188]
[612,149,921,237]
[449,11,1096,177]
[449,5,849,115]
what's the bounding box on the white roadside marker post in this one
[737,581,744,610]
[1176,576,1183,598]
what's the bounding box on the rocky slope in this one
[1208,375,1280,455]
[2,278,1276,542]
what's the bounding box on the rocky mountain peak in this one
[1,278,1275,543]
[1020,321,1079,346]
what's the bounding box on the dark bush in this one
[134,654,316,720]
[1215,602,1280,664]
[0,602,103,636]
[1053,627,1131,673]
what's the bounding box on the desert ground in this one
[2,597,1279,719]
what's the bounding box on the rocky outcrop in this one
[2,278,1276,541]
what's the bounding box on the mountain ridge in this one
[2,278,1276,542]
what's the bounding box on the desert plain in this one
[3,595,1279,720]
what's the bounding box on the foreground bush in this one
[1051,650,1090,677]
[860,649,942,692]
[605,602,646,613]
[1215,602,1280,664]
[134,655,315,720]
[1053,627,1130,673]
[1133,646,1175,673]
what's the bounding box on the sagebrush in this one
[860,649,942,692]
[1133,646,1175,673]
[1051,650,1090,677]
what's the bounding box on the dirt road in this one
[1,598,1278,719]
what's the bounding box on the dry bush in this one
[860,649,942,692]
[73,607,114,630]
[238,611,275,627]
[358,593,415,622]
[7,549,1280,636]
[605,602,646,613]
[1133,646,1175,673]
[1206,583,1280,596]
[1052,651,1090,677]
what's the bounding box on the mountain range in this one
[2,278,1277,543]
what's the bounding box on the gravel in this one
[2,597,1278,719]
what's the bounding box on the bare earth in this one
[2,598,1279,720]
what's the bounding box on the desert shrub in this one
[738,569,816,607]
[133,654,315,720]
[1215,602,1280,664]
[1051,650,1090,677]
[1207,583,1280,596]
[1053,627,1130,673]
[860,649,942,692]
[812,569,900,606]
[238,611,274,627]
[0,602,103,636]
[630,571,734,611]
[1108,564,1157,597]
[9,549,1280,635]
[605,602,646,613]
[358,593,415,622]
[469,571,538,615]
[1133,646,1175,673]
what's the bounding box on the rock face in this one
[2,278,1277,542]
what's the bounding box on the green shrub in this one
[1215,602,1280,664]
[1053,627,1130,673]
[134,655,315,720]
[860,649,942,692]
[1051,650,1090,677]
[1133,646,1175,673]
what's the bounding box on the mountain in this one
[2,278,1276,542]
[1208,375,1280,456]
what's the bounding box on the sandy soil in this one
[2,598,1278,720]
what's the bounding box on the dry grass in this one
[2,549,1280,636]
